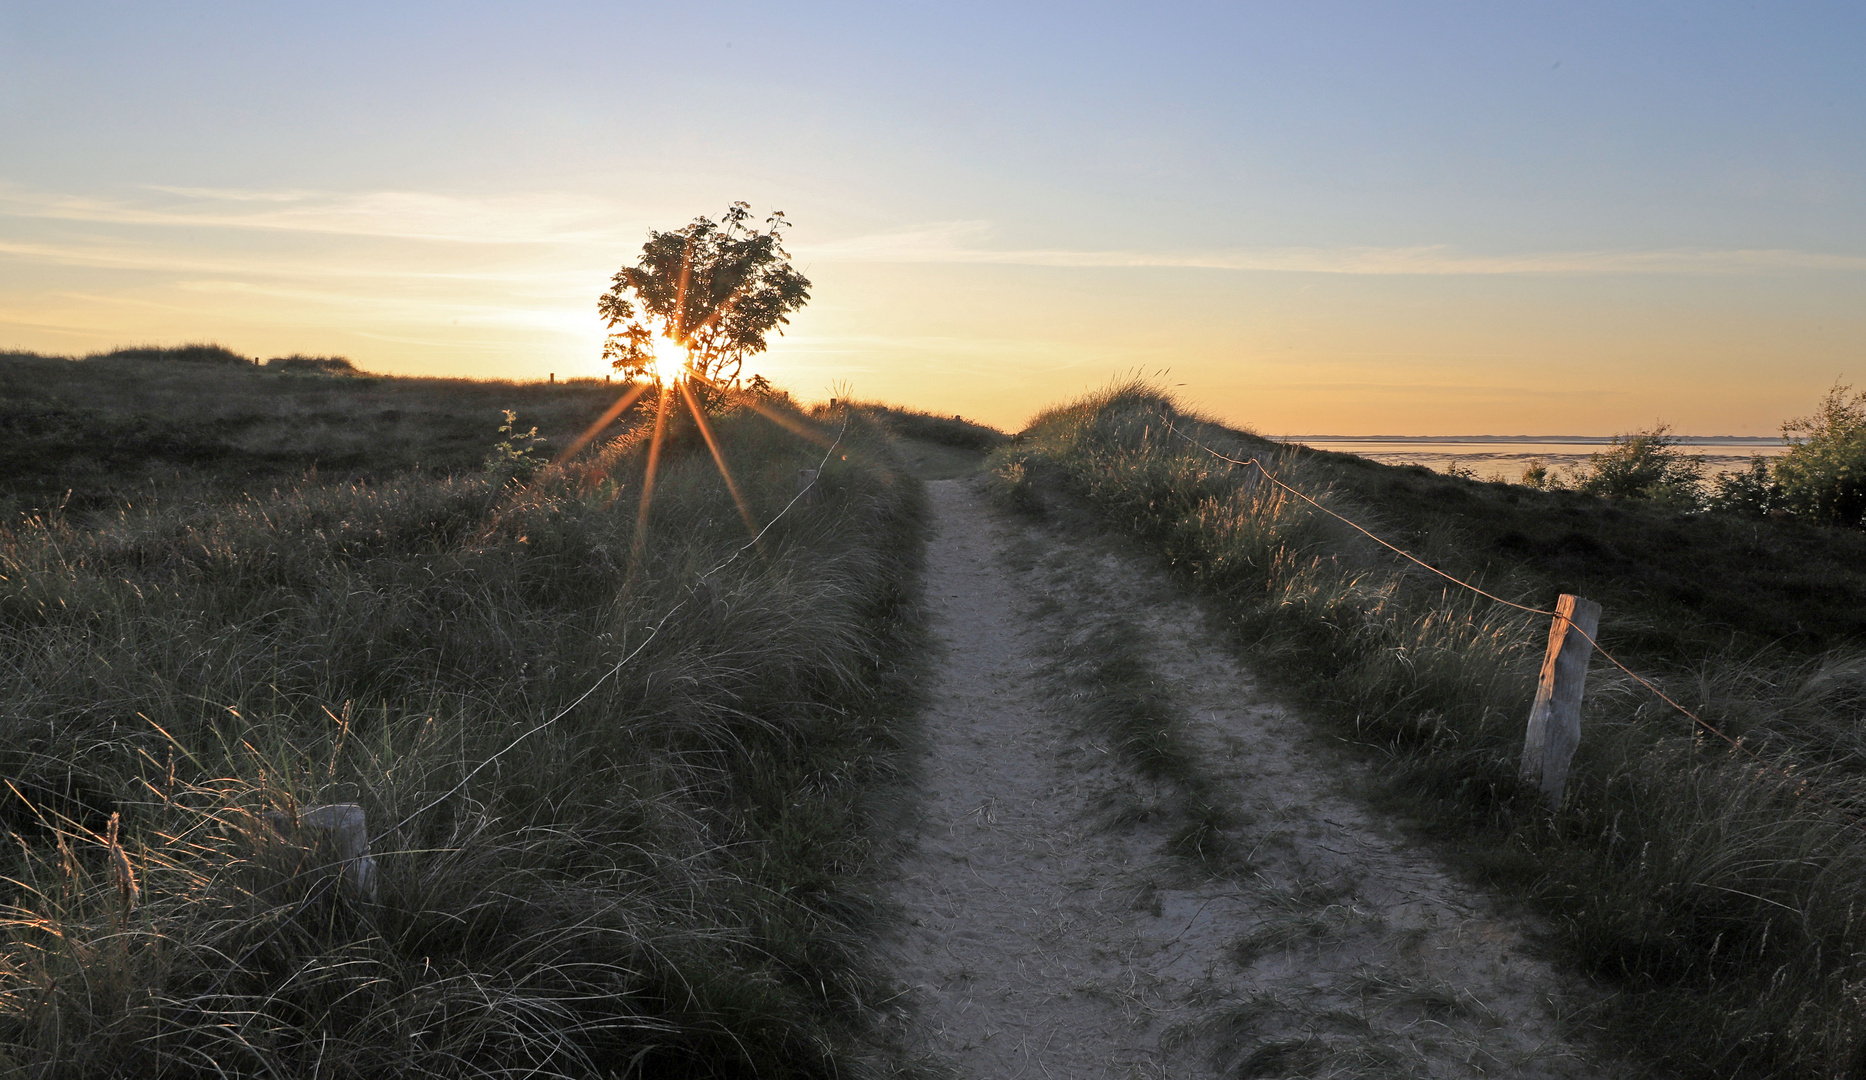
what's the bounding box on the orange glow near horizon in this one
[5,241,1859,438]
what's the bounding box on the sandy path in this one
[888,478,1615,1078]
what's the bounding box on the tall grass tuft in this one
[0,392,930,1077]
[994,381,1866,1078]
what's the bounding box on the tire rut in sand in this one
[888,477,1617,1079]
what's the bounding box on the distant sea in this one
[1288,436,1788,481]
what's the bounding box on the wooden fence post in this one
[299,803,377,900]
[798,468,821,504]
[1520,594,1602,808]
[270,803,379,900]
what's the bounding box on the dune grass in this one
[993,382,1866,1079]
[0,349,636,514]
[848,405,1006,455]
[0,361,932,1077]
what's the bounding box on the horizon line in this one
[1284,434,1788,443]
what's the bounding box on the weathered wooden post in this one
[1238,460,1262,499]
[301,803,378,899]
[798,468,821,504]
[692,575,722,620]
[270,803,379,900]
[1520,594,1601,808]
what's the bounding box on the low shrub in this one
[87,343,255,366]
[1568,424,1705,507]
[1773,383,1866,527]
[266,354,362,376]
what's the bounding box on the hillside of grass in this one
[994,383,1866,1079]
[0,348,636,514]
[845,402,1007,481]
[0,355,934,1077]
[1302,447,1866,658]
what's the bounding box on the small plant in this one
[264,354,360,376]
[1705,456,1785,517]
[1518,457,1559,490]
[1571,424,1704,507]
[485,408,547,481]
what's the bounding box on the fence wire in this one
[1162,419,1864,827]
[377,415,850,845]
[205,415,852,993]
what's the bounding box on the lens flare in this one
[534,365,836,599]
[650,332,686,384]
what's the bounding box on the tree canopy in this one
[597,203,810,387]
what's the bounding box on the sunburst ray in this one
[552,381,652,467]
[625,383,676,585]
[689,371,834,446]
[678,379,761,543]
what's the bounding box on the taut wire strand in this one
[1161,418,1866,828]
[373,416,848,848]
[1164,420,1557,617]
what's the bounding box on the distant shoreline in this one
[1285,435,1786,445]
[1285,434,1788,479]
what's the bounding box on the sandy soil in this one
[886,477,1616,1079]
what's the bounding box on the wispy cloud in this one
[5,185,1863,279]
[0,237,589,286]
[798,220,1866,275]
[0,184,639,247]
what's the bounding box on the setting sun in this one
[649,331,686,384]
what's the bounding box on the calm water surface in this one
[1289,436,1788,481]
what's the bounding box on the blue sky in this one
[2,1,1862,433]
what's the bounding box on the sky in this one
[2,1,1862,435]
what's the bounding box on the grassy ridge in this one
[0,349,635,512]
[1302,447,1866,658]
[0,364,930,1077]
[995,383,1866,1079]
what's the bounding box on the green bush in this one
[1705,456,1785,517]
[1569,425,1704,507]
[1773,383,1866,527]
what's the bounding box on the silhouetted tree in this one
[597,203,810,387]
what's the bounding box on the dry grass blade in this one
[0,361,932,1078]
